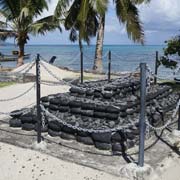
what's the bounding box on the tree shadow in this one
[155,131,180,156]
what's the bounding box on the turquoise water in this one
[0,44,167,74]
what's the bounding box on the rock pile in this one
[9,77,179,152]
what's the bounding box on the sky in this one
[7,0,180,45]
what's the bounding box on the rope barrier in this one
[0,102,35,116]
[0,83,36,102]
[146,64,176,80]
[145,99,180,131]
[63,53,80,66]
[40,104,137,134]
[83,51,109,61]
[40,53,80,67]
[40,61,77,87]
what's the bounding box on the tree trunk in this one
[93,15,105,73]
[17,43,25,67]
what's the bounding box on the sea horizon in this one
[1,44,173,79]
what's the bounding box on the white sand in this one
[0,142,119,180]
[13,61,78,82]
[0,82,70,119]
[12,60,107,82]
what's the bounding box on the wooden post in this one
[138,63,147,167]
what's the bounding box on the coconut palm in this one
[55,0,150,73]
[93,0,151,73]
[0,0,61,66]
[55,0,106,53]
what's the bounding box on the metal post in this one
[80,51,83,84]
[138,63,147,167]
[108,50,111,82]
[178,94,180,130]
[36,54,41,143]
[154,51,158,84]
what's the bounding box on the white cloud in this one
[139,0,180,28]
[27,0,180,44]
[40,0,59,17]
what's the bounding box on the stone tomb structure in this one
[9,77,178,152]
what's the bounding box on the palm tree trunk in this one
[93,15,105,73]
[17,42,25,67]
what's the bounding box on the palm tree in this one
[0,0,61,66]
[55,0,106,54]
[93,0,150,73]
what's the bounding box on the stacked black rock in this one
[9,76,179,152]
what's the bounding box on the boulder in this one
[91,132,112,143]
[76,136,94,145]
[94,142,112,150]
[9,118,22,128]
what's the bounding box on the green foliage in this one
[55,0,100,44]
[159,56,177,69]
[159,35,180,69]
[0,82,15,88]
[0,0,61,47]
[164,36,180,56]
[55,0,148,45]
[114,0,145,44]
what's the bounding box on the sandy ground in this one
[0,142,119,180]
[0,82,70,119]
[156,152,180,180]
[12,60,107,82]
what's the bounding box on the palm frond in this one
[89,0,109,16]
[30,16,62,35]
[54,0,72,17]
[64,0,81,30]
[114,0,144,44]
[28,0,49,16]
[69,27,78,42]
[0,20,7,28]
[64,0,99,44]
[19,7,30,20]
[0,29,17,41]
[130,0,151,4]
[77,0,89,23]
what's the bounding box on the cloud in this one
[30,0,180,44]
[139,0,180,31]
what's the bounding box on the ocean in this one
[0,44,174,78]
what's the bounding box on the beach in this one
[0,142,119,180]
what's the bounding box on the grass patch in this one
[0,82,15,88]
[83,76,94,81]
[159,80,180,92]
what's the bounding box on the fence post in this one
[178,94,180,131]
[80,51,83,84]
[108,50,111,82]
[138,63,147,167]
[154,51,158,84]
[36,54,42,143]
